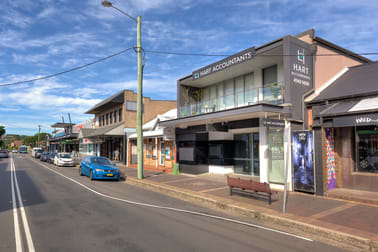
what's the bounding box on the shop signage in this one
[263,119,285,127]
[292,131,315,193]
[192,47,255,80]
[333,113,378,127]
[163,127,175,140]
[290,46,312,88]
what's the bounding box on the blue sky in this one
[0,0,377,135]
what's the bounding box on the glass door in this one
[234,133,259,176]
[159,141,165,166]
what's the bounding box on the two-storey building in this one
[161,29,370,193]
[82,89,176,163]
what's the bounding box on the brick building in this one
[81,89,176,164]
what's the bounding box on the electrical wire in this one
[145,49,378,57]
[1,46,377,88]
[0,47,134,87]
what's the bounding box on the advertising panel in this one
[292,131,315,193]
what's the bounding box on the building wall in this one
[93,90,176,129]
[128,138,175,170]
[94,105,123,128]
[124,90,176,128]
[297,34,363,91]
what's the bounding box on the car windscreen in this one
[36,149,43,153]
[59,154,71,158]
[91,158,112,165]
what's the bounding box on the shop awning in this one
[160,103,287,128]
[79,122,124,138]
[128,129,164,139]
[320,96,378,117]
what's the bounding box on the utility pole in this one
[136,16,144,179]
[102,0,144,179]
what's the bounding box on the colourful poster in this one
[325,128,336,189]
[292,131,314,193]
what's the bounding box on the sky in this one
[0,0,377,135]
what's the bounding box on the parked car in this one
[80,156,120,181]
[47,153,57,164]
[0,149,9,158]
[32,148,43,158]
[54,153,75,167]
[12,149,18,153]
[40,152,50,162]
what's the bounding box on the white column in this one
[259,122,269,183]
[155,137,158,168]
[284,121,292,191]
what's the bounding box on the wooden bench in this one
[227,176,274,204]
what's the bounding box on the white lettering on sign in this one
[355,117,378,124]
[293,64,309,75]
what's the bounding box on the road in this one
[0,154,346,252]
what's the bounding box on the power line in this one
[0,47,134,87]
[1,46,377,88]
[145,49,378,57]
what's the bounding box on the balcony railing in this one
[180,83,284,118]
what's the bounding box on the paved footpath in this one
[117,165,378,252]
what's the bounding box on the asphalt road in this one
[0,154,347,252]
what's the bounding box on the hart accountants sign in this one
[192,47,255,80]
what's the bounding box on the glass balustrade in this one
[179,83,284,118]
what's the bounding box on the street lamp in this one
[102,0,144,179]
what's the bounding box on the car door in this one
[83,157,90,175]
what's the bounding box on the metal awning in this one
[79,122,124,138]
[320,96,378,117]
[160,104,287,128]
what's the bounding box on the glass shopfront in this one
[233,133,260,176]
[356,127,378,173]
[268,128,285,183]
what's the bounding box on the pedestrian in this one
[115,149,119,162]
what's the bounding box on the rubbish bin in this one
[172,163,180,175]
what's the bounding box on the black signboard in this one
[292,131,315,193]
[263,119,285,128]
[333,113,378,127]
[192,47,255,80]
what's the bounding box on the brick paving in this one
[117,164,378,242]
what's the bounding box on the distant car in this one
[32,148,43,158]
[0,149,9,158]
[80,156,120,181]
[12,149,18,153]
[47,153,57,164]
[54,153,75,167]
[40,152,50,162]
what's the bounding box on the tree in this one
[0,126,5,148]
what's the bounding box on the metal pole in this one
[38,125,41,146]
[136,16,144,179]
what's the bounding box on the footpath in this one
[116,164,378,252]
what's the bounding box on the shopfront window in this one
[234,133,259,176]
[225,79,234,109]
[268,128,285,183]
[356,127,378,173]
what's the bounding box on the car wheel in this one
[89,170,94,180]
[79,167,83,176]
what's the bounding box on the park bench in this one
[227,176,274,204]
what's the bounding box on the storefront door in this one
[268,128,285,183]
[234,133,259,176]
[159,141,165,166]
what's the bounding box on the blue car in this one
[79,156,120,181]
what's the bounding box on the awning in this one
[128,129,164,139]
[79,122,124,138]
[320,96,378,117]
[160,104,287,128]
[319,96,378,127]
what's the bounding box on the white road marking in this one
[11,156,36,252]
[10,156,23,252]
[29,157,313,242]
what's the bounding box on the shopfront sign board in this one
[192,47,255,80]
